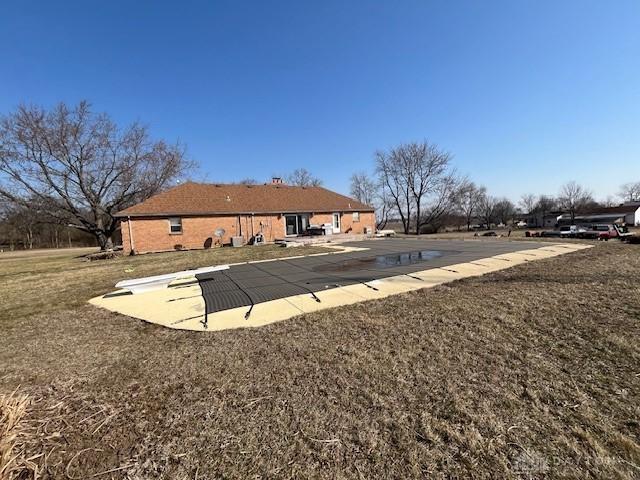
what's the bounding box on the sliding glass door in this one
[284,214,310,236]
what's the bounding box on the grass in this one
[0,244,331,321]
[0,390,33,480]
[0,241,639,478]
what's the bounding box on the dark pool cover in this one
[194,238,538,327]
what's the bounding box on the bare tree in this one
[534,195,557,228]
[349,171,392,230]
[493,198,516,226]
[455,181,486,231]
[349,172,377,206]
[286,168,322,187]
[619,181,640,203]
[374,188,393,231]
[376,149,412,234]
[0,203,39,249]
[558,181,593,224]
[0,101,191,250]
[375,141,455,235]
[406,142,453,235]
[477,195,497,229]
[417,172,460,233]
[239,178,258,185]
[519,193,536,215]
[601,195,618,208]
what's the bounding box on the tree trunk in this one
[95,232,114,251]
[405,189,411,235]
[400,212,409,235]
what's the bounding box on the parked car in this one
[577,224,631,241]
[540,225,586,238]
[515,220,527,228]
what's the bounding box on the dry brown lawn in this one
[0,244,330,322]
[1,242,639,479]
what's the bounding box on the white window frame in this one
[352,212,360,222]
[169,217,182,234]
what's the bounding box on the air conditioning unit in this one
[231,236,244,247]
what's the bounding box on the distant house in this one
[524,211,565,228]
[115,180,375,254]
[557,202,640,227]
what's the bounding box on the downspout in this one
[127,216,135,253]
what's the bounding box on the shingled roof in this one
[115,182,374,217]
[583,204,640,215]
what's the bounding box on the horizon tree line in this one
[350,141,634,233]
[0,101,636,250]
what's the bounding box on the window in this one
[169,217,182,234]
[352,212,360,222]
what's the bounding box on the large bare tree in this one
[286,168,322,187]
[0,101,191,250]
[558,181,593,224]
[376,148,412,234]
[376,141,456,235]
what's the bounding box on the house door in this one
[332,213,341,234]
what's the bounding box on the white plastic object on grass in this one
[115,265,230,294]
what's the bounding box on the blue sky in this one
[1,0,639,202]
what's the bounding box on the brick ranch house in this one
[115,180,375,254]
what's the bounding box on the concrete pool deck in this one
[89,239,592,331]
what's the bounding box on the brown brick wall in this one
[310,212,375,235]
[121,211,375,254]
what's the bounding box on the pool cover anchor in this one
[363,282,379,291]
[404,273,424,281]
[199,281,209,330]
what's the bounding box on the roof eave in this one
[115,207,375,218]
